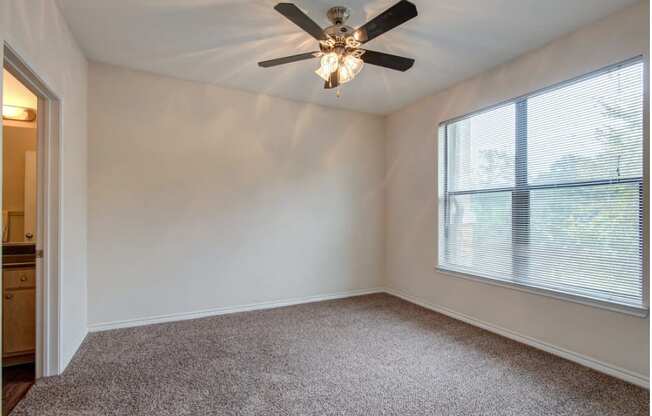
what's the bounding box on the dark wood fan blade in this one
[354,0,417,44]
[258,52,320,68]
[361,49,414,71]
[274,3,326,41]
[324,70,339,89]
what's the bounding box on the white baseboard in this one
[56,328,89,376]
[384,287,650,389]
[87,288,384,332]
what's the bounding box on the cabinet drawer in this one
[3,268,35,289]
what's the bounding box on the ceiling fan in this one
[258,1,417,90]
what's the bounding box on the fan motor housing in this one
[324,24,355,38]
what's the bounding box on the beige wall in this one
[0,0,88,372]
[87,63,385,327]
[2,126,36,243]
[385,1,649,383]
[2,126,36,212]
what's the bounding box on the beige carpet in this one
[12,294,649,415]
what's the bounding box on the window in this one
[438,58,646,313]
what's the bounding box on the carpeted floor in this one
[11,294,649,415]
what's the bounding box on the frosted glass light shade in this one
[320,52,339,74]
[315,65,332,81]
[343,55,364,76]
[314,52,364,84]
[338,65,353,83]
[338,55,364,84]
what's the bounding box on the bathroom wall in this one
[2,126,36,242]
[2,126,36,212]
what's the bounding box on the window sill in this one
[434,267,649,318]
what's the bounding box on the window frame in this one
[436,56,649,317]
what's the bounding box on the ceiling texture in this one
[57,0,639,114]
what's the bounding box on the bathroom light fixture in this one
[2,105,36,122]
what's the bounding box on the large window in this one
[438,58,646,313]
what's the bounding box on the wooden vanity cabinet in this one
[2,267,36,366]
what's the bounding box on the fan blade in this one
[354,0,417,44]
[258,52,320,68]
[324,70,339,89]
[274,3,326,41]
[361,50,414,71]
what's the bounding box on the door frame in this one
[3,43,62,378]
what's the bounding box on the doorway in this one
[2,59,38,416]
[1,45,62,415]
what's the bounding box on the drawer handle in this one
[20,275,28,282]
[5,294,13,300]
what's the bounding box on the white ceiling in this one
[57,0,639,114]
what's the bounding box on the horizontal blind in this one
[438,59,645,309]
